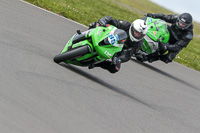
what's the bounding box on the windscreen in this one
[154,20,168,33]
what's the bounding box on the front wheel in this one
[53,45,91,63]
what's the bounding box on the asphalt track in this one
[0,0,200,133]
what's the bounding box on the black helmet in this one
[176,13,192,30]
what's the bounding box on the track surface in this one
[0,0,200,133]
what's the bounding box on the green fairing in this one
[143,38,152,53]
[142,17,170,54]
[91,26,123,59]
[56,25,126,66]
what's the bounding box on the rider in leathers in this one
[145,13,194,63]
[89,16,147,73]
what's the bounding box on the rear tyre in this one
[53,45,90,63]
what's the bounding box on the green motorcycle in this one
[53,25,127,67]
[135,17,170,61]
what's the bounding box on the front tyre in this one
[53,45,90,63]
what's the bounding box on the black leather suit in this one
[147,14,194,63]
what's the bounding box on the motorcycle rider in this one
[145,13,193,63]
[88,16,147,73]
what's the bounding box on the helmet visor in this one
[177,18,191,29]
[131,26,145,40]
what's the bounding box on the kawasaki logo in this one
[149,32,158,39]
[104,50,112,58]
[98,29,103,36]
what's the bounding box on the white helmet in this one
[129,19,147,42]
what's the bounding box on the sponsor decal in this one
[98,29,103,36]
[149,32,158,39]
[108,34,117,45]
[108,26,112,30]
[104,50,112,58]
[153,31,157,35]
[148,18,152,23]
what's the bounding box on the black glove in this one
[98,18,107,27]
[159,41,169,51]
[89,22,97,29]
[146,13,155,18]
[112,57,121,71]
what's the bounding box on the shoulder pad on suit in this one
[183,31,193,40]
[118,20,131,30]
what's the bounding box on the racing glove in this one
[98,18,107,27]
[159,41,169,51]
[146,13,155,18]
[89,22,97,29]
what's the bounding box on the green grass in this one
[174,37,200,71]
[24,0,140,25]
[24,0,200,71]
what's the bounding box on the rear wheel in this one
[53,45,91,63]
